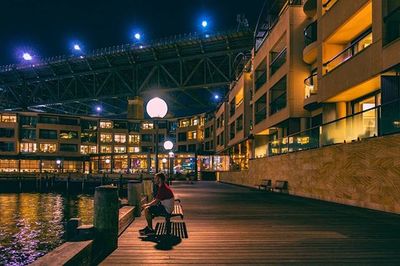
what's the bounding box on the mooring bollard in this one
[66,218,81,241]
[128,180,143,217]
[94,185,119,259]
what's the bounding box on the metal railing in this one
[322,0,338,11]
[270,48,287,76]
[304,73,318,99]
[383,5,400,45]
[323,28,372,73]
[269,92,287,115]
[304,20,317,46]
[263,98,400,157]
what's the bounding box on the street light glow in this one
[146,97,168,118]
[202,20,208,28]
[22,52,33,61]
[162,158,167,163]
[96,106,102,112]
[73,44,81,51]
[214,94,219,99]
[134,33,141,40]
[164,140,173,150]
[56,159,61,165]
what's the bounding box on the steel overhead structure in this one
[0,30,253,117]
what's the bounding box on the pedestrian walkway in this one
[101,181,400,265]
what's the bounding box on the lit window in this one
[100,121,113,129]
[179,120,189,127]
[100,145,112,153]
[114,134,127,143]
[192,118,199,126]
[187,131,197,140]
[20,143,37,153]
[141,122,154,129]
[114,146,126,153]
[80,145,97,154]
[129,134,140,144]
[100,133,113,143]
[39,143,57,153]
[1,115,17,123]
[128,146,140,153]
[60,130,78,139]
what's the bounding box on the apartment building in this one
[0,111,205,174]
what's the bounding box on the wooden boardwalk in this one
[101,181,400,265]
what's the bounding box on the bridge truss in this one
[0,30,253,117]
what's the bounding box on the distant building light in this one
[23,53,33,61]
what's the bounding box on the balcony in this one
[303,21,318,64]
[267,98,400,156]
[383,5,400,46]
[322,0,338,12]
[270,48,287,77]
[303,0,317,18]
[304,73,319,110]
[324,28,372,74]
[254,71,267,91]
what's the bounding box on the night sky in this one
[0,0,265,65]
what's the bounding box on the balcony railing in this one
[304,73,318,99]
[323,28,372,73]
[383,5,400,45]
[304,21,317,46]
[255,107,267,124]
[322,0,338,11]
[263,98,400,157]
[269,92,287,115]
[270,48,287,76]
[255,71,267,91]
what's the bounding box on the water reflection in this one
[0,193,93,265]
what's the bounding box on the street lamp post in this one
[163,140,174,180]
[146,97,168,173]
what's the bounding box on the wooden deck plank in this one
[101,181,400,265]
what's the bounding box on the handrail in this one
[304,73,317,86]
[304,21,317,46]
[270,48,287,67]
[323,28,372,68]
[286,97,400,140]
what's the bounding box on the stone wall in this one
[219,134,400,214]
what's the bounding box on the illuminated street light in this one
[146,97,168,173]
[163,140,173,150]
[105,159,111,164]
[134,33,141,40]
[22,52,33,61]
[73,44,81,51]
[56,159,61,165]
[96,106,102,112]
[162,158,167,163]
[146,97,168,118]
[202,20,208,28]
[214,94,219,100]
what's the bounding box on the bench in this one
[258,179,272,191]
[158,202,184,235]
[273,180,288,193]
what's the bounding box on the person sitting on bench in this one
[139,172,175,235]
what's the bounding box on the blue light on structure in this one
[73,44,81,51]
[214,94,219,100]
[134,33,141,40]
[202,20,208,28]
[96,106,102,112]
[22,52,33,61]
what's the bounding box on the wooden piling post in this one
[128,180,143,217]
[94,185,119,261]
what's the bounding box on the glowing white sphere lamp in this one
[162,158,167,163]
[105,159,111,164]
[163,140,173,150]
[23,52,33,61]
[146,97,168,118]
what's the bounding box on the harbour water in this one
[0,193,94,265]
